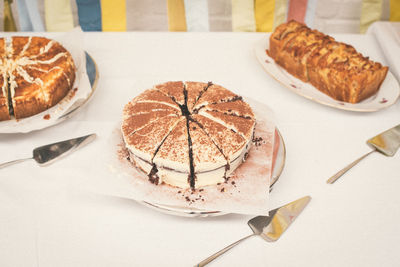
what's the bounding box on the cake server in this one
[0,133,96,169]
[194,196,311,267]
[327,124,400,184]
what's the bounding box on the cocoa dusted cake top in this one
[121,81,257,189]
[0,36,76,121]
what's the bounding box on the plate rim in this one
[141,128,286,218]
[58,52,99,120]
[254,36,400,112]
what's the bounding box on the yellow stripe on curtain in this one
[390,0,400,21]
[167,0,187,31]
[273,0,288,29]
[360,0,383,33]
[101,0,127,31]
[231,0,256,32]
[255,0,276,32]
[4,0,17,31]
[44,0,74,31]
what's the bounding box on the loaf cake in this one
[268,20,388,103]
[0,36,76,121]
[121,81,256,189]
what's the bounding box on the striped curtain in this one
[4,0,17,31]
[6,0,400,32]
[17,0,45,31]
[233,0,316,32]
[167,0,210,31]
[167,0,313,32]
[69,0,127,31]
[361,0,400,33]
[10,0,127,32]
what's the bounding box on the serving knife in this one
[194,196,311,267]
[0,133,96,169]
[327,124,400,184]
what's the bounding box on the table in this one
[0,32,399,267]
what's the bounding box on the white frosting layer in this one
[129,137,252,189]
[153,155,189,174]
[123,138,153,163]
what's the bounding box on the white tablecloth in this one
[0,32,399,267]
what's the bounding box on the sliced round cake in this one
[0,36,76,121]
[121,81,256,189]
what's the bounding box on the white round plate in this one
[142,129,286,218]
[254,36,400,112]
[57,53,99,121]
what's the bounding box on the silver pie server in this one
[194,196,311,267]
[327,124,400,184]
[0,133,96,169]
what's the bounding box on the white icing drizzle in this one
[16,52,66,66]
[27,65,70,86]
[16,66,36,84]
[62,72,71,86]
[35,52,66,64]
[20,37,32,57]
[8,70,17,98]
[6,52,67,93]
[1,71,7,98]
[0,59,6,98]
[38,40,54,55]
[5,37,13,59]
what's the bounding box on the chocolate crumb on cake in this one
[121,81,257,189]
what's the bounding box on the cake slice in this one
[193,84,240,111]
[153,118,190,188]
[133,88,181,110]
[200,99,255,119]
[23,38,76,108]
[121,112,178,138]
[189,119,227,188]
[192,114,247,161]
[0,38,10,121]
[124,115,183,179]
[9,67,49,119]
[192,114,251,178]
[268,20,307,59]
[154,81,185,105]
[9,36,30,60]
[123,101,180,116]
[199,109,255,140]
[184,81,211,112]
[18,36,53,58]
[0,70,9,121]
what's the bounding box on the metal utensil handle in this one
[327,150,376,184]
[194,234,255,267]
[0,157,32,169]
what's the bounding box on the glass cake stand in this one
[142,129,286,218]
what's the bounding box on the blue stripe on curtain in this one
[76,0,102,31]
[16,0,45,31]
[304,0,317,27]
